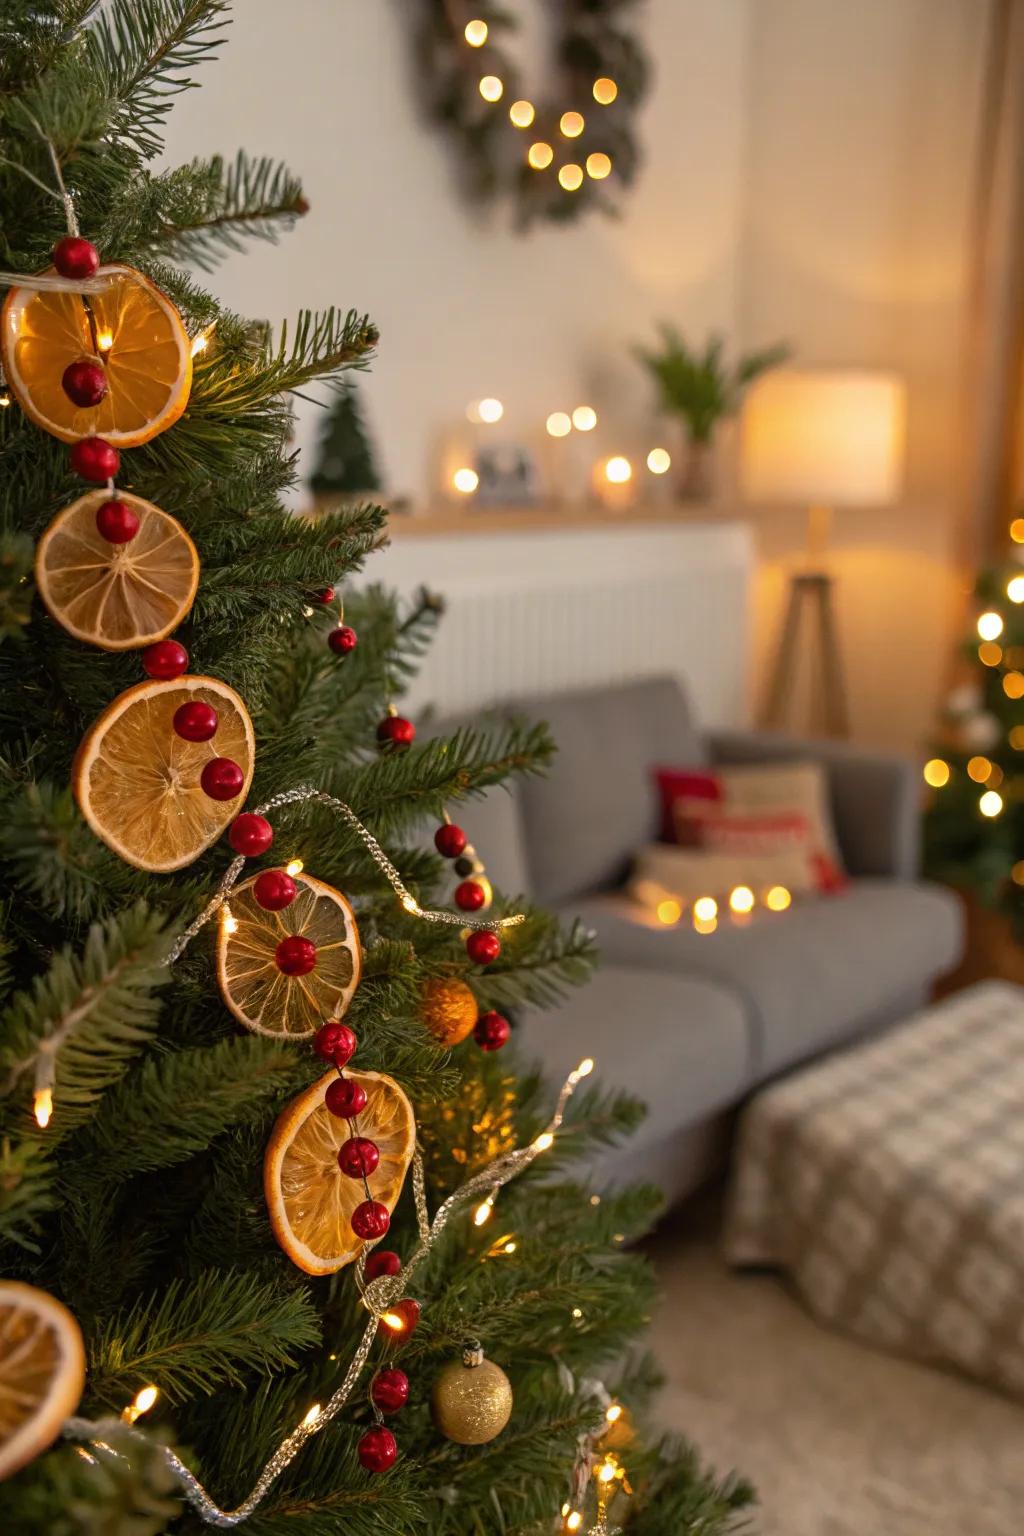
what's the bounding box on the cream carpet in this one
[646,1211,1024,1536]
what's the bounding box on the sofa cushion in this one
[517,966,754,1146]
[556,879,964,1079]
[509,676,707,904]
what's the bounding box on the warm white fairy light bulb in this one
[464,19,488,46]
[302,1403,322,1428]
[604,456,632,484]
[558,163,584,192]
[546,411,572,438]
[477,397,504,423]
[977,611,1004,641]
[479,75,504,103]
[509,100,535,128]
[286,858,304,876]
[533,1131,555,1152]
[647,447,671,474]
[572,405,597,431]
[33,1087,53,1129]
[453,467,480,494]
[473,1197,495,1226]
[560,111,584,138]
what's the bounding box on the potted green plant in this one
[636,326,790,500]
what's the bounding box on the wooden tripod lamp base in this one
[761,568,849,738]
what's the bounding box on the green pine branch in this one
[149,150,308,269]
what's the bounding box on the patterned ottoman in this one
[724,980,1024,1398]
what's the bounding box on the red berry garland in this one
[337,1137,380,1178]
[312,1021,357,1065]
[94,498,139,544]
[357,1425,397,1474]
[327,625,357,656]
[173,700,218,742]
[455,879,486,912]
[371,1369,409,1413]
[466,929,501,965]
[376,714,415,751]
[253,869,297,910]
[200,757,244,801]
[70,436,119,482]
[228,813,274,856]
[62,359,107,408]
[275,934,317,976]
[142,639,188,679]
[474,1010,511,1051]
[325,1077,367,1119]
[434,822,468,858]
[317,586,335,604]
[53,236,100,279]
[365,1249,402,1280]
[351,1199,390,1240]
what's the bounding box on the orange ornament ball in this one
[420,977,478,1046]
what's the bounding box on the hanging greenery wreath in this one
[411,1,650,229]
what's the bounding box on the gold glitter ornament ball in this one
[430,1343,513,1444]
[419,976,478,1047]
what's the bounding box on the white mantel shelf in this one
[384,502,724,538]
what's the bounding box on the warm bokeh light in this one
[558,163,584,191]
[473,1200,493,1226]
[765,885,792,912]
[604,455,632,484]
[528,141,554,170]
[693,896,718,922]
[560,110,585,138]
[533,1131,555,1152]
[1012,517,1024,543]
[478,397,503,424]
[285,858,304,876]
[134,1385,159,1415]
[979,641,1003,666]
[977,610,1004,641]
[566,1514,583,1532]
[546,411,572,438]
[987,764,1004,787]
[509,99,535,128]
[1003,671,1024,700]
[605,1403,623,1423]
[729,885,755,914]
[586,151,612,180]
[693,915,718,935]
[479,75,504,102]
[923,758,951,788]
[1013,861,1024,886]
[967,756,992,783]
[96,328,114,353]
[1007,575,1024,603]
[464,19,488,46]
[572,405,597,431]
[593,77,619,105]
[33,1086,52,1128]
[1011,725,1024,750]
[979,790,1003,818]
[646,447,671,474]
[453,467,479,494]
[656,897,682,925]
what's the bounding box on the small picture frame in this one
[473,443,540,507]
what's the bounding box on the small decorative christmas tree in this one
[310,382,382,499]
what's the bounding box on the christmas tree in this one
[0,6,753,1534]
[309,382,381,500]
[924,508,1024,940]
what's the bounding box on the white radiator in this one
[372,520,754,726]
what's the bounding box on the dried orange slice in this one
[264,1069,415,1275]
[216,872,362,1039]
[1,264,191,446]
[73,676,254,872]
[0,1282,85,1483]
[35,490,199,651]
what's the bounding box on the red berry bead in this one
[380,1298,420,1342]
[325,1077,367,1119]
[70,436,119,482]
[313,1021,357,1065]
[455,879,486,912]
[317,586,335,603]
[275,934,317,976]
[228,813,273,856]
[327,624,358,656]
[95,498,139,544]
[466,929,501,965]
[253,869,297,911]
[474,1010,511,1051]
[200,757,244,801]
[173,700,218,742]
[365,1249,402,1281]
[434,823,468,859]
[371,1369,409,1414]
[357,1425,397,1474]
[62,359,107,408]
[376,715,415,751]
[338,1136,380,1178]
[53,236,99,280]
[142,639,188,679]
[352,1200,391,1241]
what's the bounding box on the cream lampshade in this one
[739,368,907,737]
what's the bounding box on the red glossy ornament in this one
[312,1021,357,1065]
[455,879,486,912]
[376,715,415,751]
[365,1249,402,1281]
[275,934,317,976]
[434,823,468,859]
[62,359,107,408]
[327,625,358,656]
[173,700,218,742]
[474,1010,511,1052]
[142,639,188,679]
[199,757,244,801]
[317,586,335,604]
[228,813,274,856]
[53,236,99,280]
[70,436,119,482]
[352,1200,391,1240]
[253,869,297,911]
[371,1369,409,1414]
[325,1076,367,1119]
[380,1298,421,1342]
[338,1136,380,1178]
[95,498,139,544]
[357,1426,397,1474]
[466,929,501,966]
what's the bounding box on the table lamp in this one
[740,368,906,736]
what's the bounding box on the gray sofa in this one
[449,675,965,1206]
